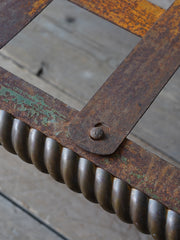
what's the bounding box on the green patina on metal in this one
[144,187,160,201]
[143,185,173,205]
[103,158,110,165]
[121,156,128,165]
[131,172,145,180]
[0,86,67,125]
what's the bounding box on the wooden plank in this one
[0,193,66,240]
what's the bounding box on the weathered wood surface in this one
[0,193,65,240]
[0,0,179,239]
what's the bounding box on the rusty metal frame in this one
[0,0,179,221]
[69,2,180,155]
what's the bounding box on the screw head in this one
[90,127,104,140]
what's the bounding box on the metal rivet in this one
[89,127,104,140]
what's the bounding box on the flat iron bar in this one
[0,68,179,215]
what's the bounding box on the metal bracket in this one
[69,1,180,155]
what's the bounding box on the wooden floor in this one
[0,0,179,239]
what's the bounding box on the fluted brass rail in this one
[0,109,179,240]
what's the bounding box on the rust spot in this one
[28,0,50,17]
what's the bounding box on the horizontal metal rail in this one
[0,68,179,216]
[0,109,180,240]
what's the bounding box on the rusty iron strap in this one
[0,0,53,49]
[0,68,179,214]
[69,1,180,155]
[67,0,165,37]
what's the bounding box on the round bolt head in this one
[90,127,104,140]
